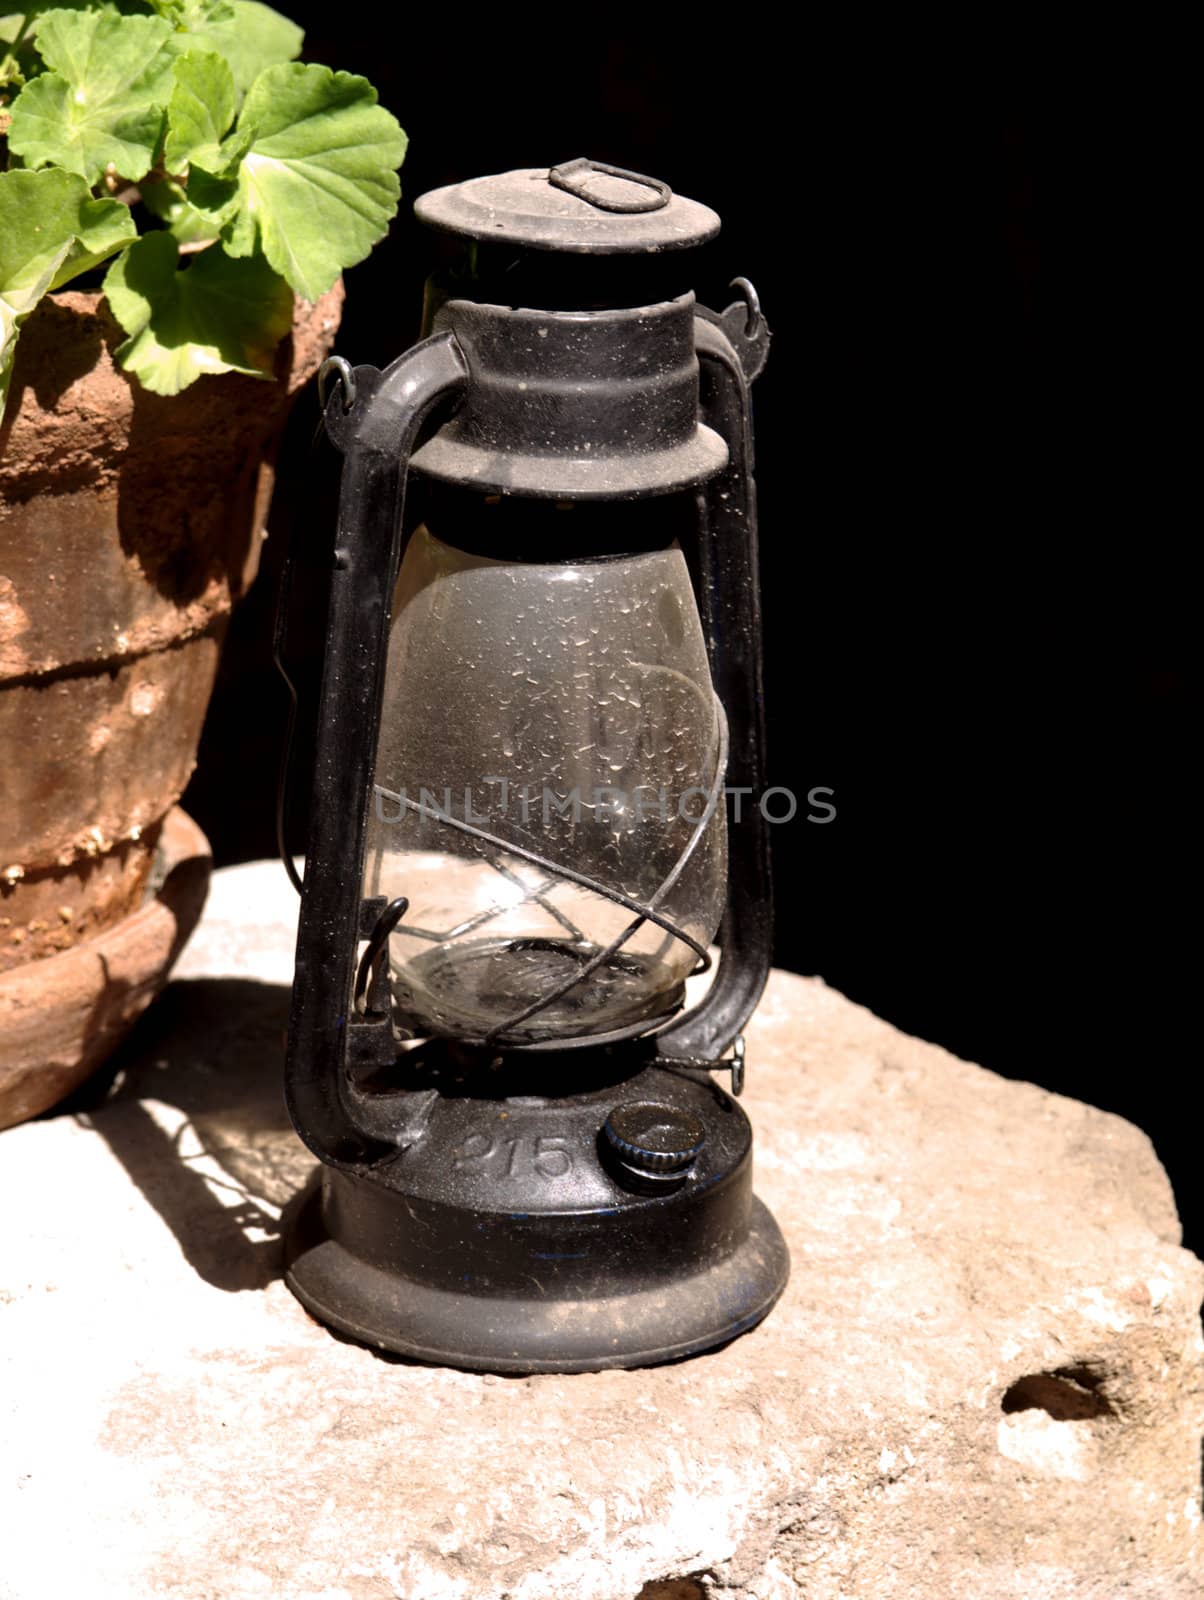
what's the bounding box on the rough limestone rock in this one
[1,861,1200,1599]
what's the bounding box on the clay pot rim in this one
[0,805,211,1000]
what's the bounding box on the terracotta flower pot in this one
[0,806,212,1129]
[0,282,341,1117]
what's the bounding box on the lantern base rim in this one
[282,1177,788,1375]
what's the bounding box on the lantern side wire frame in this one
[365,695,728,1050]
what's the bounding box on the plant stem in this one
[0,14,30,101]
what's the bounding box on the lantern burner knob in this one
[603,1101,706,1180]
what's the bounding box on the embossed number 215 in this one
[454,1133,573,1178]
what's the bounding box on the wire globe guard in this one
[282,1060,789,1373]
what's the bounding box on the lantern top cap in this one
[414,159,721,255]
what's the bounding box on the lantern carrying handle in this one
[547,157,672,214]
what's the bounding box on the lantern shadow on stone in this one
[277,159,788,1372]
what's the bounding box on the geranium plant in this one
[0,1,405,409]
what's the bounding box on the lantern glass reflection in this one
[363,507,727,1045]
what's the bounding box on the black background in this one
[183,25,1199,1248]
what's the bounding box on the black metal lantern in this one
[279,159,788,1373]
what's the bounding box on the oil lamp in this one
[279,158,788,1372]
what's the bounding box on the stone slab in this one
[1,860,1201,1599]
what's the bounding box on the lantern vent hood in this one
[414,158,722,255]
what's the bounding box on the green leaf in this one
[0,46,27,92]
[187,0,301,98]
[146,0,235,25]
[103,232,293,394]
[1,2,151,53]
[6,8,181,183]
[140,158,242,248]
[164,47,235,173]
[0,166,136,408]
[50,197,138,288]
[2,1,156,31]
[186,163,242,218]
[223,62,405,301]
[139,172,232,243]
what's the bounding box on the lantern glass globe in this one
[363,518,727,1045]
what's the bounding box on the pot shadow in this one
[0,309,108,436]
[62,975,315,1294]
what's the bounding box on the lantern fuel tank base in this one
[281,1062,789,1374]
[284,1181,787,1374]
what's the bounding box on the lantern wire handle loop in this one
[729,277,762,338]
[318,355,357,413]
[659,1033,746,1098]
[354,896,409,1015]
[274,659,304,895]
[729,1034,746,1096]
[272,532,305,896]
